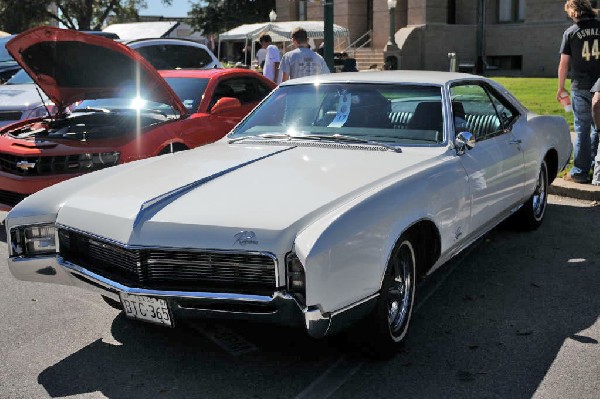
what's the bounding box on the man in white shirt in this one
[258,33,281,84]
[280,27,330,82]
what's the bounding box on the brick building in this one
[275,0,582,76]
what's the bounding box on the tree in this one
[46,0,173,31]
[0,1,175,33]
[190,0,276,35]
[0,0,51,34]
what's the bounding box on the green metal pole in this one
[323,0,334,72]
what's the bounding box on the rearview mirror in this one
[455,131,475,155]
[211,97,241,115]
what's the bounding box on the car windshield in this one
[164,77,209,113]
[4,69,34,85]
[229,83,445,146]
[73,77,209,117]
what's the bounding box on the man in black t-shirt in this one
[558,0,600,183]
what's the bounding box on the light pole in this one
[323,0,334,72]
[386,0,398,49]
[383,0,400,69]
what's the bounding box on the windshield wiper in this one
[228,133,308,143]
[229,132,401,152]
[300,133,402,153]
[71,107,110,113]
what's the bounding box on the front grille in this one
[58,229,277,295]
[0,111,22,121]
[0,189,27,207]
[0,153,97,176]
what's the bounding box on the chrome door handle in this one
[509,139,522,145]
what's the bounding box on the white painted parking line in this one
[294,354,364,399]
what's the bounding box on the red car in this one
[0,27,276,210]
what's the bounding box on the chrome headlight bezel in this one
[285,252,306,303]
[9,223,57,257]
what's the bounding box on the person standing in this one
[589,78,600,185]
[558,0,600,183]
[258,33,281,84]
[280,27,330,82]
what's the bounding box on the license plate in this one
[119,293,173,327]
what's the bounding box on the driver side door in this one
[451,82,525,235]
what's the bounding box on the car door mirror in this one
[211,97,242,115]
[455,131,475,155]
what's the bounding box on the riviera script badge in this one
[233,231,259,246]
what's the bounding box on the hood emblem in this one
[16,160,37,171]
[234,231,259,246]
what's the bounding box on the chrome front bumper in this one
[8,255,377,338]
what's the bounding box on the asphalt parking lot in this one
[0,195,598,399]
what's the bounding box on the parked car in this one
[5,71,571,356]
[0,32,223,131]
[0,26,275,209]
[125,38,222,70]
[0,35,20,83]
[0,69,53,128]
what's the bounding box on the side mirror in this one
[454,131,475,155]
[211,97,241,115]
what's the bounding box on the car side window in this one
[210,77,271,111]
[450,83,503,141]
[487,89,517,129]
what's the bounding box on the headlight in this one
[10,224,57,257]
[286,253,306,302]
[75,152,120,170]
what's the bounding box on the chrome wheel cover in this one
[532,164,547,221]
[387,241,414,336]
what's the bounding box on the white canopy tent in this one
[217,21,350,64]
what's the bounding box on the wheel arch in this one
[544,148,559,184]
[158,141,189,155]
[386,219,442,284]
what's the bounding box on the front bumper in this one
[8,255,377,338]
[0,171,79,209]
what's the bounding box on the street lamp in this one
[387,0,397,47]
[269,9,277,22]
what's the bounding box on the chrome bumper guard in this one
[8,255,378,338]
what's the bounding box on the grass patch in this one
[492,77,575,177]
[491,77,573,131]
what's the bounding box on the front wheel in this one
[513,160,548,231]
[364,235,417,357]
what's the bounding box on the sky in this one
[141,0,196,17]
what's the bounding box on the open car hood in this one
[6,27,187,115]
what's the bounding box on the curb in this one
[549,178,600,202]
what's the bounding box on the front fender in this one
[295,153,470,314]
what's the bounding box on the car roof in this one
[124,38,209,47]
[280,70,486,86]
[158,68,266,79]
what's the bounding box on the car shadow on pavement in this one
[36,201,599,398]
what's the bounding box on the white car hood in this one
[0,84,45,110]
[56,141,442,253]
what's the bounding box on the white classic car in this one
[5,71,571,355]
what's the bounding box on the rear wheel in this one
[513,160,548,230]
[365,235,417,357]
